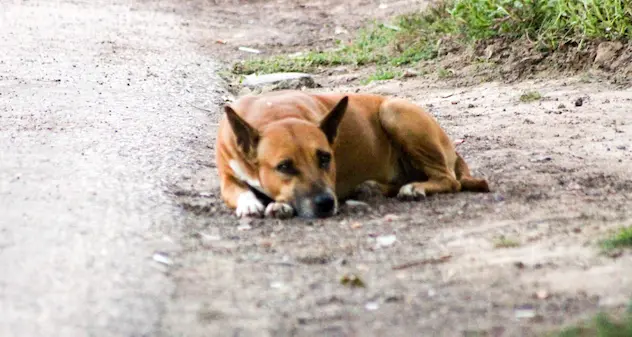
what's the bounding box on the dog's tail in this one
[455,152,490,192]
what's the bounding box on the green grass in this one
[551,311,632,337]
[520,90,543,102]
[493,235,521,248]
[233,0,632,77]
[601,226,632,251]
[363,67,403,84]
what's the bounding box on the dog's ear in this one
[224,105,259,158]
[319,96,348,144]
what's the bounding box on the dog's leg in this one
[378,98,464,199]
[220,176,265,218]
[455,152,490,192]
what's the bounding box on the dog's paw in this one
[264,202,294,219]
[236,191,264,218]
[397,183,426,201]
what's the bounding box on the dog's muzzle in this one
[296,190,337,218]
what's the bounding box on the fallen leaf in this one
[340,274,366,288]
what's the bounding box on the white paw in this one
[397,183,426,201]
[235,191,264,218]
[264,202,294,219]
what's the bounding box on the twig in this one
[392,254,452,270]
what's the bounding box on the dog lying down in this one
[215,90,490,219]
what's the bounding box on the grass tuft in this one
[552,311,632,337]
[233,0,632,77]
[363,67,403,84]
[493,235,521,248]
[519,90,543,102]
[601,226,632,251]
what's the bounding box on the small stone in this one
[365,301,379,311]
[492,193,505,202]
[350,222,363,229]
[152,252,173,266]
[535,289,550,300]
[402,68,419,78]
[238,46,262,54]
[237,219,252,231]
[530,156,552,163]
[594,41,623,69]
[514,305,536,319]
[334,26,349,35]
[376,234,397,248]
[557,103,566,109]
[467,103,475,108]
[383,214,400,222]
[524,119,535,124]
[270,281,284,289]
[242,72,318,92]
[574,97,584,107]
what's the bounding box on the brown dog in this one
[215,90,489,219]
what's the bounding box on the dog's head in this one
[224,96,348,218]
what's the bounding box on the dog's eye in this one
[275,160,298,175]
[317,151,332,169]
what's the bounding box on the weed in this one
[551,311,632,337]
[363,67,402,84]
[493,236,520,248]
[233,0,632,76]
[437,67,454,78]
[519,91,543,102]
[601,226,632,251]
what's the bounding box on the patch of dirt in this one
[167,0,419,62]
[158,1,632,336]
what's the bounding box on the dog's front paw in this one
[397,183,426,201]
[264,202,294,219]
[236,191,264,218]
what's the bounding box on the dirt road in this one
[2,0,631,336]
[0,1,223,336]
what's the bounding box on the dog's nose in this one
[313,193,335,216]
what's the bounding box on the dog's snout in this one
[313,193,335,217]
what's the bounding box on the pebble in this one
[376,234,397,248]
[152,252,173,266]
[365,302,379,311]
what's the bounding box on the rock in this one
[364,301,379,311]
[375,234,397,248]
[535,289,550,300]
[383,214,400,222]
[402,68,420,78]
[345,200,370,208]
[594,41,623,69]
[574,97,584,107]
[241,72,319,92]
[152,252,173,266]
[350,222,363,229]
[514,305,536,319]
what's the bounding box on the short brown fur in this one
[215,90,489,219]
